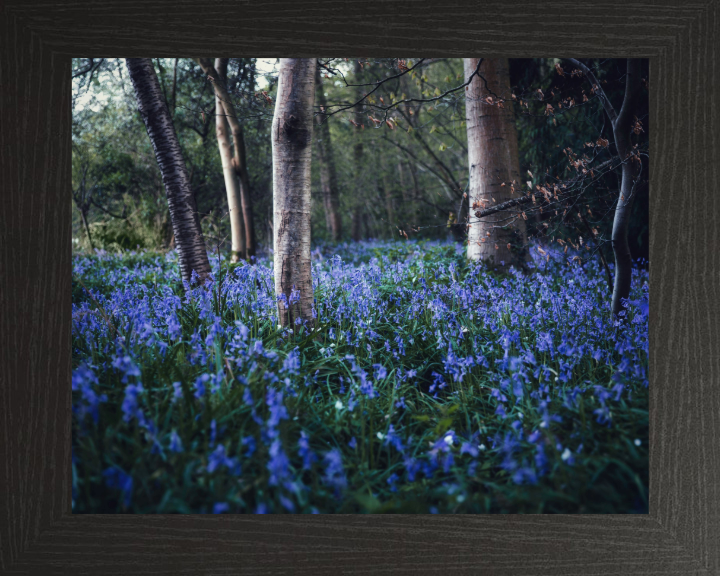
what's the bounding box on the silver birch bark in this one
[125,58,211,285]
[272,58,316,329]
[566,58,643,318]
[214,58,246,262]
[464,58,527,269]
[609,60,643,317]
[196,58,257,259]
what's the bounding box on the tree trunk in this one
[381,170,394,234]
[464,58,527,269]
[610,59,643,317]
[79,206,94,251]
[314,66,342,241]
[197,58,257,260]
[214,58,246,262]
[126,58,211,285]
[230,118,257,260]
[351,60,365,243]
[271,58,316,329]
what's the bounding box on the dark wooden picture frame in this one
[1,1,718,573]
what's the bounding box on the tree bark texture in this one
[197,58,257,260]
[464,58,527,268]
[125,57,210,285]
[214,58,246,263]
[314,66,342,241]
[272,58,316,329]
[610,59,643,317]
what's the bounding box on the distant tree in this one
[314,66,343,241]
[272,58,317,329]
[72,161,95,250]
[211,58,246,262]
[196,58,257,260]
[464,58,528,268]
[125,58,211,285]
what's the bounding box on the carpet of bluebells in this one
[72,240,649,514]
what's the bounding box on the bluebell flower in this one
[322,448,347,496]
[169,429,184,453]
[103,466,133,507]
[171,381,183,403]
[298,431,317,470]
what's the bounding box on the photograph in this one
[71,57,649,514]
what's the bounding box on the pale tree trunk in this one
[610,59,643,317]
[214,58,246,262]
[272,58,316,329]
[566,58,643,318]
[314,66,342,241]
[126,58,211,285]
[196,58,257,259]
[464,58,527,269]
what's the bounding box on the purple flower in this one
[213,502,230,514]
[322,448,347,496]
[103,467,133,507]
[267,440,291,487]
[169,429,184,453]
[298,431,317,470]
[171,381,183,403]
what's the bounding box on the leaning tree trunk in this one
[125,58,211,285]
[79,206,94,251]
[566,58,643,319]
[464,58,527,269]
[196,58,257,260]
[214,58,246,262]
[315,66,342,241]
[272,58,316,330]
[610,59,643,317]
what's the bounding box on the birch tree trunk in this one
[610,59,643,317]
[566,58,643,319]
[196,58,257,260]
[315,66,342,241]
[126,58,211,285]
[272,58,316,329]
[214,58,246,262]
[464,58,527,269]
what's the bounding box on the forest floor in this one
[71,240,648,513]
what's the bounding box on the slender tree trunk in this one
[214,58,246,262]
[610,59,643,317]
[230,119,257,260]
[464,57,527,269]
[272,58,316,329]
[79,206,94,251]
[171,58,178,116]
[380,158,394,231]
[314,66,343,241]
[126,58,211,285]
[196,58,257,259]
[351,60,365,242]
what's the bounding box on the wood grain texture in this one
[0,0,718,574]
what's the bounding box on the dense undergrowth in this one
[72,240,649,513]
